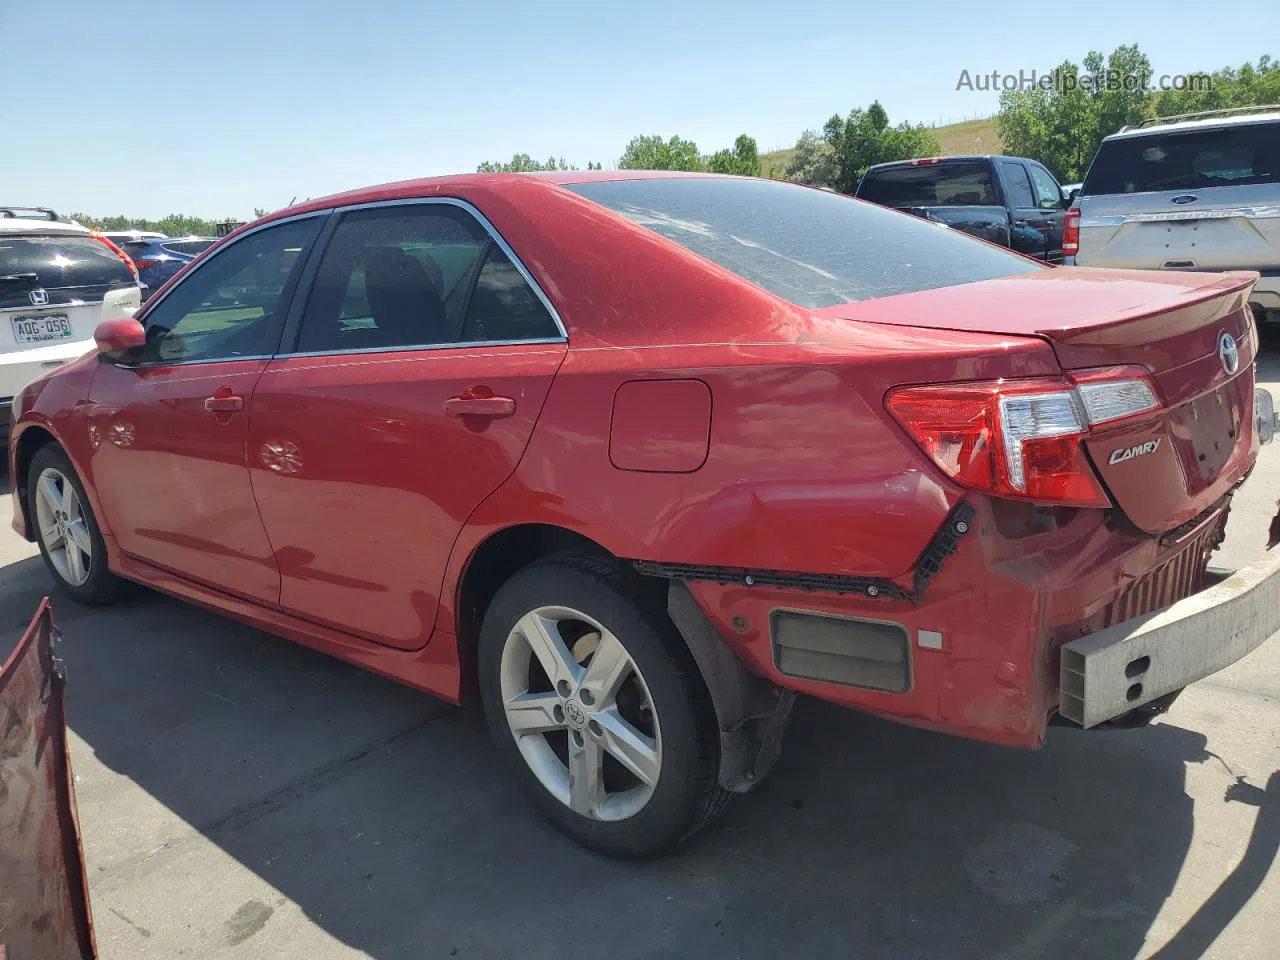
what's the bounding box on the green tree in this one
[70,213,225,236]
[784,129,838,187]
[1152,55,1279,117]
[618,134,704,171]
[477,153,575,173]
[1085,45,1153,146]
[707,134,760,176]
[817,100,940,194]
[997,60,1100,182]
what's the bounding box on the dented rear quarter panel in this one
[439,314,1062,628]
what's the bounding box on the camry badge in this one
[1109,438,1161,465]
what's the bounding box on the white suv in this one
[1071,105,1280,322]
[1,208,141,441]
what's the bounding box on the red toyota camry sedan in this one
[8,172,1279,857]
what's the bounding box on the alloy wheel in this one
[499,605,662,821]
[33,467,93,587]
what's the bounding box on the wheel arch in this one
[11,423,61,542]
[451,523,617,694]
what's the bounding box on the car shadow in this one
[1,564,1273,960]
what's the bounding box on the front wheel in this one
[478,555,729,858]
[27,445,131,605]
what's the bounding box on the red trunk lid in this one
[822,267,1260,533]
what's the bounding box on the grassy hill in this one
[759,116,1003,178]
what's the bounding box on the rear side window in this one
[460,246,561,342]
[1082,122,1280,195]
[998,161,1036,208]
[0,234,133,309]
[295,203,559,354]
[568,177,1041,308]
[857,162,997,207]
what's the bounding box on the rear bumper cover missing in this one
[1060,546,1280,727]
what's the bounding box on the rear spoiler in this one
[0,601,98,960]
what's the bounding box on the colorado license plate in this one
[11,313,72,343]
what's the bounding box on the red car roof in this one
[260,169,733,225]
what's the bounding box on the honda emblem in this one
[29,289,49,306]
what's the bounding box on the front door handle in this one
[203,388,244,413]
[444,394,516,418]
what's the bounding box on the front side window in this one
[1027,164,1063,208]
[294,203,559,353]
[139,217,320,364]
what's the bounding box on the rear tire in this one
[27,445,131,605]
[478,554,729,858]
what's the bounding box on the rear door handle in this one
[203,391,244,413]
[444,394,517,418]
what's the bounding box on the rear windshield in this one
[857,162,997,207]
[566,177,1039,308]
[1082,122,1280,195]
[0,234,133,297]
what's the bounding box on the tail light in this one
[92,233,140,282]
[886,368,1160,507]
[132,258,158,272]
[1062,207,1080,257]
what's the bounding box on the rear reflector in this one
[886,368,1162,508]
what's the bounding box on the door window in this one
[139,217,320,364]
[294,203,560,353]
[998,161,1036,208]
[1027,164,1064,209]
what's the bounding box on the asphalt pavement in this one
[1,349,1278,960]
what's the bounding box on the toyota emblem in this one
[1218,332,1239,376]
[29,289,49,306]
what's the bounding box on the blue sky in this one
[4,0,1273,218]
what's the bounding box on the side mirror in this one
[94,317,146,362]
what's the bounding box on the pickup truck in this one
[856,155,1071,262]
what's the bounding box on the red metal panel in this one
[0,601,97,960]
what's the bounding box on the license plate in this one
[11,313,72,343]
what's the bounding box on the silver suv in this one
[1073,105,1280,323]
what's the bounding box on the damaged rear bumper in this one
[1060,546,1280,728]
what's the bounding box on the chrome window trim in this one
[281,336,566,361]
[274,195,568,356]
[127,353,276,370]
